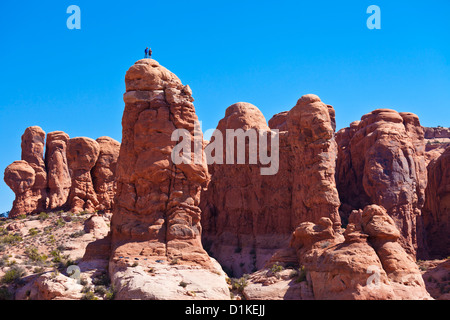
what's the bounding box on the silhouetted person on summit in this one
[144,47,153,59]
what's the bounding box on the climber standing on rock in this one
[144,47,152,59]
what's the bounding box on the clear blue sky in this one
[0,0,449,214]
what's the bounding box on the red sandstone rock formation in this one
[4,161,40,217]
[66,137,100,213]
[201,102,293,277]
[92,137,120,212]
[287,94,341,229]
[424,126,450,140]
[421,146,450,259]
[21,126,48,213]
[336,109,428,255]
[424,127,450,163]
[110,59,229,299]
[5,128,120,216]
[201,95,340,278]
[289,205,431,300]
[45,131,71,210]
[4,126,48,217]
[268,111,288,131]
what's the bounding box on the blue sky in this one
[0,0,449,213]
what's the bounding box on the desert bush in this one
[295,266,307,283]
[92,272,110,286]
[1,265,26,284]
[55,218,65,228]
[38,212,49,221]
[0,286,12,300]
[231,275,249,292]
[81,290,98,300]
[104,286,115,300]
[25,247,48,264]
[94,285,107,296]
[28,228,39,237]
[69,230,86,238]
[270,263,284,274]
[0,233,23,245]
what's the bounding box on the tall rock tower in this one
[109,59,229,300]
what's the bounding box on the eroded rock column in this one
[92,136,120,212]
[45,131,71,210]
[67,137,100,213]
[110,59,229,300]
[286,94,341,229]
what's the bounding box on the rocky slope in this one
[0,211,112,300]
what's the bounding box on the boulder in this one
[289,205,431,300]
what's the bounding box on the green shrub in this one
[94,285,107,296]
[295,266,307,283]
[0,286,12,300]
[92,272,110,286]
[104,286,115,300]
[81,291,98,300]
[0,233,23,245]
[33,266,45,274]
[231,275,249,292]
[270,263,284,274]
[48,235,56,245]
[28,228,39,237]
[0,255,9,267]
[25,247,47,263]
[0,228,7,236]
[70,230,86,238]
[39,212,49,221]
[55,218,65,228]
[1,266,26,284]
[50,249,64,263]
